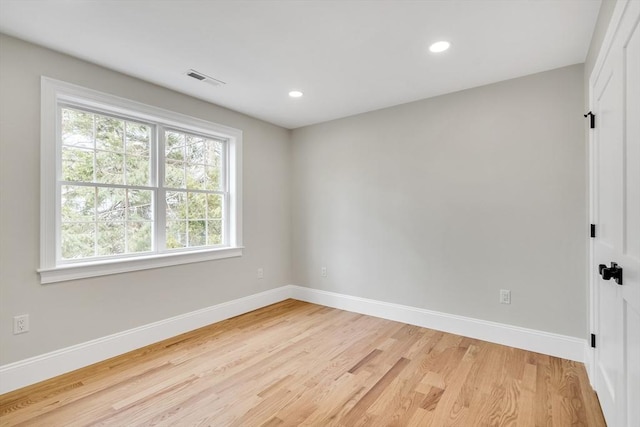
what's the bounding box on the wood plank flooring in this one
[0,299,606,426]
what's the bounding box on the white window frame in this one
[39,77,243,284]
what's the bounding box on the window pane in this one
[125,122,150,156]
[186,164,206,189]
[205,165,221,190]
[205,139,223,190]
[127,221,152,253]
[62,147,94,182]
[166,220,186,248]
[128,189,153,220]
[166,131,185,161]
[207,220,222,245]
[165,160,185,188]
[61,222,95,259]
[97,222,125,256]
[62,108,94,148]
[95,115,124,152]
[188,192,206,219]
[166,191,186,220]
[96,151,125,185]
[126,155,150,186]
[61,185,95,222]
[206,140,222,164]
[187,135,206,164]
[97,187,126,222]
[207,194,222,219]
[188,220,206,247]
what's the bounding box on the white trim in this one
[0,286,290,394]
[41,77,58,271]
[589,0,631,91]
[0,285,587,394]
[38,246,244,284]
[42,77,243,139]
[290,286,586,362]
[228,133,242,248]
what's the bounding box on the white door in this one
[590,1,640,426]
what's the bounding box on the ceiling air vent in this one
[186,69,226,87]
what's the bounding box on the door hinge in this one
[590,224,596,238]
[584,111,595,129]
[591,333,596,348]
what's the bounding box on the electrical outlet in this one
[500,289,511,304]
[13,314,29,334]
[257,268,264,279]
[321,266,327,277]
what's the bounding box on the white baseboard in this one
[0,284,587,395]
[0,286,292,394]
[289,286,586,363]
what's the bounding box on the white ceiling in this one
[0,0,601,129]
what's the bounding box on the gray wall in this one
[291,64,587,338]
[0,35,292,365]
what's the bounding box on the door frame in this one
[586,0,632,388]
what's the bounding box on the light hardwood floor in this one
[0,299,606,426]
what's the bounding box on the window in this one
[40,78,242,283]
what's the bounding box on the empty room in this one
[0,0,638,426]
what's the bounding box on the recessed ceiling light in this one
[429,41,450,53]
[289,90,303,98]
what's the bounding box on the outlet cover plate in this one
[13,314,29,334]
[500,289,511,304]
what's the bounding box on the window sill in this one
[38,247,243,284]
